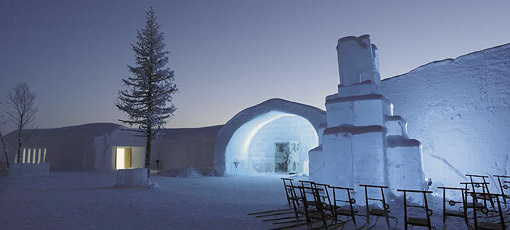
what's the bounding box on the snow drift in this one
[115,168,148,187]
[160,165,203,178]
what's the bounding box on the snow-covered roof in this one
[384,42,510,81]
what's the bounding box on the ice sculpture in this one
[309,35,426,198]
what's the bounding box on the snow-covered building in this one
[0,123,221,173]
[1,36,509,190]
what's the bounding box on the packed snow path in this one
[0,173,285,230]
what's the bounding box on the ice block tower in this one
[309,35,425,196]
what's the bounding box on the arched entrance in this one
[214,99,326,175]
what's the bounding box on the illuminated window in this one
[32,148,36,163]
[22,149,26,163]
[19,148,47,164]
[26,149,31,163]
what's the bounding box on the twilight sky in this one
[1,0,510,134]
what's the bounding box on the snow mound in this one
[160,166,203,178]
[8,163,50,177]
[115,168,149,187]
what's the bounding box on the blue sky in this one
[1,0,510,133]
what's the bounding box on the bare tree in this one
[5,81,38,163]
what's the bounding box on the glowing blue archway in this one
[225,111,318,175]
[214,98,326,175]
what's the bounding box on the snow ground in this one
[0,173,283,230]
[0,172,502,230]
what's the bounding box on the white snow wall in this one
[94,125,221,173]
[0,123,120,171]
[381,43,510,188]
[0,123,221,173]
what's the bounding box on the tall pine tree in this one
[116,8,177,176]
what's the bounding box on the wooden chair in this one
[251,178,299,217]
[298,180,316,189]
[318,184,358,229]
[249,179,301,227]
[270,182,328,229]
[297,184,329,229]
[466,174,495,209]
[461,182,491,211]
[360,184,397,229]
[298,181,359,229]
[397,189,435,230]
[493,174,510,207]
[267,184,310,230]
[437,186,469,228]
[282,178,299,208]
[468,191,506,230]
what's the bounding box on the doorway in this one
[112,146,146,170]
[115,147,132,169]
[274,142,300,173]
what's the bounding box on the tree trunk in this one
[145,126,152,178]
[16,128,22,163]
[0,132,9,169]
